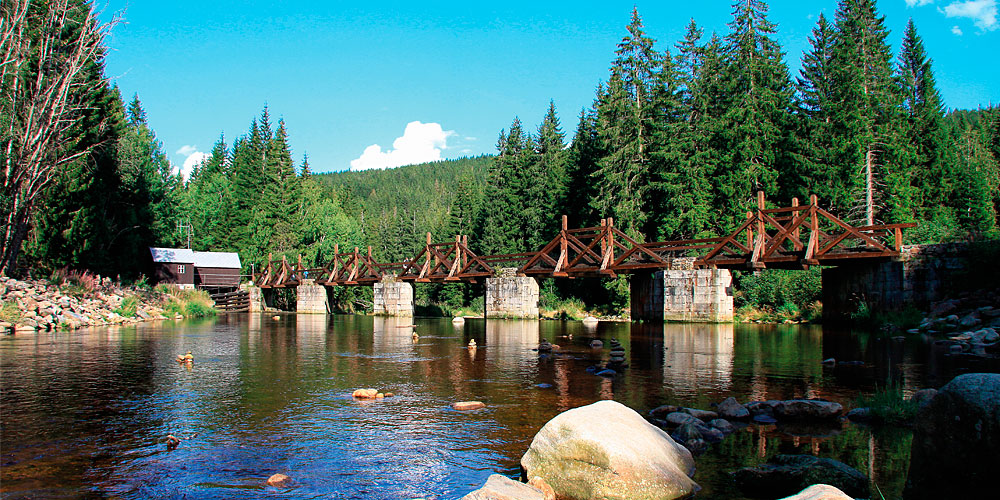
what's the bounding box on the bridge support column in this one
[631,267,733,323]
[373,278,414,317]
[245,284,265,313]
[485,269,539,319]
[296,279,329,314]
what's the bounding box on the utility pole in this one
[177,220,193,249]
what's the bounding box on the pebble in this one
[452,401,486,411]
[590,340,603,348]
[753,414,778,424]
[595,369,617,377]
[352,388,379,399]
[536,383,553,389]
[267,473,292,487]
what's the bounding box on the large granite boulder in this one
[733,455,868,499]
[521,400,698,500]
[717,397,750,420]
[778,484,852,500]
[905,373,1000,499]
[460,474,547,500]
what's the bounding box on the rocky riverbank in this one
[0,276,203,333]
[906,290,1000,358]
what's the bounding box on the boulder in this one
[649,405,682,419]
[460,474,546,500]
[521,400,698,500]
[845,407,873,422]
[682,408,718,421]
[773,400,843,420]
[590,340,604,348]
[733,455,869,499]
[906,373,1000,499]
[778,484,853,500]
[664,412,702,427]
[717,397,749,420]
[908,388,937,409]
[708,418,736,434]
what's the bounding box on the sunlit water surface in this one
[2,315,989,499]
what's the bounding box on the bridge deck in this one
[253,192,915,288]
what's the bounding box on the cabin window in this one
[178,265,186,274]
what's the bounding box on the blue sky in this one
[99,1,999,175]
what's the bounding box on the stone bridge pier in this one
[630,259,734,323]
[486,269,539,319]
[373,278,414,317]
[297,279,330,314]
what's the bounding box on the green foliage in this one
[158,287,217,318]
[113,295,140,318]
[735,268,821,312]
[855,384,919,425]
[0,301,22,324]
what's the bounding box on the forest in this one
[3,0,998,316]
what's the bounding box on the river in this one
[0,314,986,499]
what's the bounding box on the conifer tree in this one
[717,0,794,227]
[594,8,664,237]
[791,13,838,202]
[565,101,605,227]
[479,118,530,254]
[898,19,952,211]
[525,101,567,248]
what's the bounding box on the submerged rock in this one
[521,400,698,500]
[352,388,378,399]
[773,400,843,420]
[460,474,546,500]
[733,454,869,499]
[717,397,750,420]
[452,401,486,411]
[267,473,292,487]
[682,408,718,421]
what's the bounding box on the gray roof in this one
[193,251,241,269]
[150,247,195,264]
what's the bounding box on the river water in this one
[1,315,988,499]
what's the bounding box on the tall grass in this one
[0,301,22,323]
[113,295,140,317]
[157,286,216,318]
[854,384,919,425]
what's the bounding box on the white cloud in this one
[173,146,210,180]
[952,24,965,34]
[350,121,454,171]
[944,0,998,30]
[905,0,935,7]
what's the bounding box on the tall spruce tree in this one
[525,101,567,248]
[717,0,793,227]
[829,0,914,224]
[898,19,952,211]
[479,118,531,254]
[791,13,839,203]
[594,8,664,237]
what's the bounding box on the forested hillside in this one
[3,0,998,313]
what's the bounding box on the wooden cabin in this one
[149,247,196,288]
[148,247,242,290]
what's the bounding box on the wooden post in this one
[559,215,568,271]
[756,191,765,241]
[746,211,753,250]
[894,227,903,251]
[792,197,802,251]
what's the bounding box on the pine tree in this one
[525,101,567,248]
[791,13,838,202]
[898,19,952,211]
[829,0,914,224]
[479,118,531,254]
[565,99,605,228]
[716,0,794,227]
[593,8,664,237]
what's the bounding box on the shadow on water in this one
[0,315,986,499]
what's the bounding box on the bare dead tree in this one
[0,0,119,276]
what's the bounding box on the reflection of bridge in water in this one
[248,192,915,322]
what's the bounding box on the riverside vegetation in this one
[0,273,215,333]
[3,0,998,317]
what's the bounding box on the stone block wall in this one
[373,279,414,317]
[630,269,734,323]
[245,284,264,313]
[822,243,971,319]
[296,279,329,314]
[485,269,539,319]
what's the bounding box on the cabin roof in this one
[149,248,241,269]
[150,247,195,264]
[193,251,241,269]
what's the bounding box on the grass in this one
[850,302,923,331]
[540,297,587,320]
[157,286,217,318]
[0,301,22,324]
[854,385,919,425]
[113,295,140,318]
[735,300,823,323]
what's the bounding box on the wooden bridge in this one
[253,192,915,289]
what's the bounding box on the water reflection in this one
[1,315,985,499]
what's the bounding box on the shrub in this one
[0,301,22,323]
[51,267,99,296]
[160,288,216,318]
[113,295,140,318]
